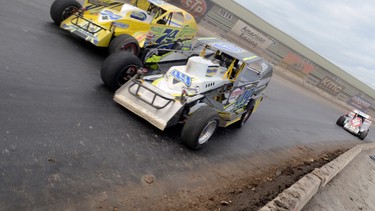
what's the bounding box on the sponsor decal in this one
[351,117,362,127]
[130,11,147,21]
[62,24,99,44]
[225,88,254,112]
[316,77,345,96]
[112,22,128,29]
[88,0,111,6]
[228,88,244,104]
[170,69,192,87]
[348,95,372,110]
[134,32,148,42]
[235,89,253,108]
[100,10,122,21]
[206,65,218,77]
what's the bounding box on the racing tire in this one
[181,106,219,150]
[359,130,369,140]
[108,34,140,56]
[50,0,81,25]
[101,52,143,91]
[336,115,346,126]
[236,100,255,128]
[171,41,182,50]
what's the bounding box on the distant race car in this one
[50,0,198,54]
[336,109,372,140]
[101,38,273,149]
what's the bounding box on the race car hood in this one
[60,4,151,47]
[114,78,184,131]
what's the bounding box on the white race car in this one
[102,38,273,149]
[336,109,372,140]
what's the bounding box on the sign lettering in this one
[317,77,345,96]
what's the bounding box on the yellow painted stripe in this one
[151,78,163,86]
[243,55,258,61]
[224,117,241,127]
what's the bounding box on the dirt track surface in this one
[92,142,355,211]
[1,1,375,210]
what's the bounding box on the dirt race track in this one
[1,0,375,210]
[100,140,355,211]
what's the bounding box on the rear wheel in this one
[108,34,140,55]
[236,100,255,128]
[101,52,143,91]
[50,0,81,25]
[336,116,346,126]
[181,106,219,150]
[171,41,182,50]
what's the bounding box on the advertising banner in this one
[228,20,273,49]
[348,95,372,111]
[316,77,345,96]
[166,0,213,22]
[283,52,314,74]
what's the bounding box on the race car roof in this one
[197,37,261,64]
[148,0,185,13]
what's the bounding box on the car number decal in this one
[155,29,180,43]
[235,89,254,108]
[170,69,192,87]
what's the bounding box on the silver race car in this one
[101,38,273,149]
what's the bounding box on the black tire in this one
[336,115,346,126]
[236,100,255,128]
[181,106,219,150]
[171,41,182,50]
[50,0,81,25]
[101,52,143,91]
[359,130,368,140]
[108,34,140,55]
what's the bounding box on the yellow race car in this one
[50,0,198,54]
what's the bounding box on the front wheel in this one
[181,106,219,150]
[108,34,140,55]
[50,0,81,25]
[336,116,346,126]
[101,52,143,91]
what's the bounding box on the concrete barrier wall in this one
[259,143,375,211]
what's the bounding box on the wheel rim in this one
[198,120,217,145]
[120,43,137,55]
[62,6,79,20]
[117,65,138,87]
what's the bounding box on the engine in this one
[154,56,228,95]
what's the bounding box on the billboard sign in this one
[228,20,273,49]
[317,77,345,96]
[166,0,213,22]
[348,95,372,110]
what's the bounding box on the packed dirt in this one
[92,142,356,211]
[148,148,347,211]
